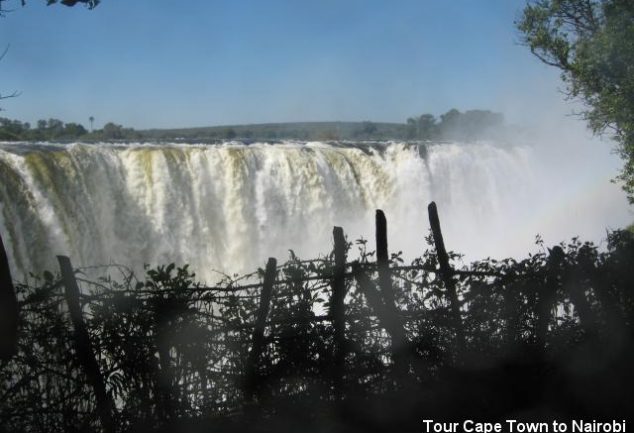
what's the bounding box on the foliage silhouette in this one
[1,229,634,432]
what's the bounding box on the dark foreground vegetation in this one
[1,205,633,433]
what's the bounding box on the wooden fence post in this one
[369,210,410,380]
[244,257,277,402]
[427,202,464,348]
[57,255,116,433]
[375,210,394,307]
[330,226,347,398]
[0,233,18,361]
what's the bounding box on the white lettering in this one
[463,421,502,433]
[572,420,626,433]
[506,421,549,433]
[422,420,460,433]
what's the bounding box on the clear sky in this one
[0,0,575,130]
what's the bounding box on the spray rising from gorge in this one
[0,139,629,282]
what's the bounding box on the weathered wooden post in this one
[244,257,277,402]
[330,226,347,398]
[375,210,394,307]
[427,202,464,348]
[370,210,410,380]
[57,255,116,433]
[0,233,18,361]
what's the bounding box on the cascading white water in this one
[0,140,628,282]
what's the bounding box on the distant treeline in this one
[0,118,141,141]
[405,109,504,140]
[0,109,506,142]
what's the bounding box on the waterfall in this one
[0,140,626,282]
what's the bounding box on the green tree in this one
[438,108,461,139]
[405,114,437,139]
[0,117,28,139]
[102,122,123,139]
[417,114,437,139]
[62,122,87,138]
[517,0,634,202]
[46,118,64,137]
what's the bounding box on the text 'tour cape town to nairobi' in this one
[422,420,627,433]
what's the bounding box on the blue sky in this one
[0,0,573,129]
